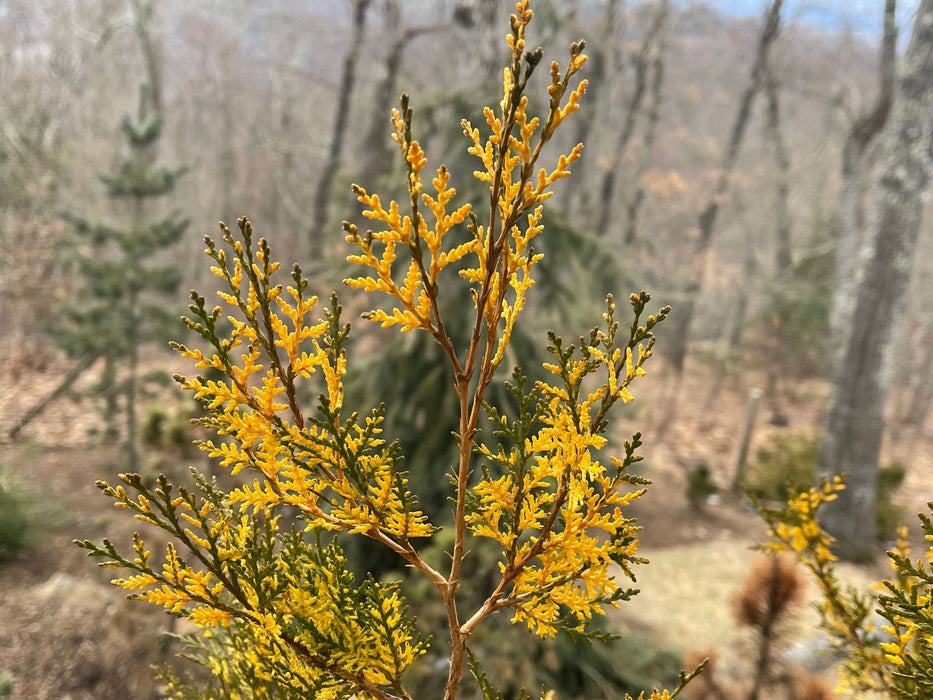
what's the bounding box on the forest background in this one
[1,0,932,698]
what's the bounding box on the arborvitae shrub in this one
[760,480,933,695]
[75,4,701,699]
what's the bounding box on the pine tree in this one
[55,86,188,471]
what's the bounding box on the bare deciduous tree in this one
[763,65,792,273]
[356,0,445,191]
[594,0,668,239]
[666,0,783,376]
[309,0,372,255]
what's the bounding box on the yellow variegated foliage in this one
[345,0,585,374]
[172,230,434,543]
[467,326,653,637]
[761,480,933,696]
[77,3,694,699]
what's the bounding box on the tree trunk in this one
[729,224,758,350]
[731,387,763,493]
[593,0,667,238]
[623,7,669,246]
[309,0,371,256]
[829,0,897,367]
[817,0,933,562]
[355,5,444,195]
[763,67,792,273]
[356,0,402,190]
[666,0,783,375]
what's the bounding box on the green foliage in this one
[140,405,170,447]
[876,459,907,541]
[51,94,188,465]
[741,433,819,503]
[0,446,67,560]
[0,672,13,697]
[140,403,199,456]
[685,463,719,511]
[744,433,906,539]
[398,516,681,699]
[536,625,682,698]
[0,481,32,561]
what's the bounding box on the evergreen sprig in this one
[76,3,701,699]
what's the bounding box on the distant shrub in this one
[0,483,31,560]
[741,433,818,503]
[140,403,198,456]
[0,446,66,560]
[140,405,169,447]
[743,433,906,539]
[0,672,13,697]
[686,462,719,511]
[875,459,907,541]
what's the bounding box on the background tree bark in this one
[356,2,444,195]
[763,65,792,273]
[594,0,668,239]
[829,0,897,367]
[309,0,372,257]
[564,0,624,222]
[623,5,670,247]
[817,0,933,561]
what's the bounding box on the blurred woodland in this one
[3,0,933,697]
[3,0,932,546]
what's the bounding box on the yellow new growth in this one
[80,3,692,699]
[346,0,586,378]
[761,478,933,695]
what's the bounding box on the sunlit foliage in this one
[759,479,933,697]
[74,3,706,698]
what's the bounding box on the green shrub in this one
[140,405,169,447]
[743,433,906,538]
[685,463,719,511]
[0,483,31,560]
[140,403,199,456]
[0,672,14,697]
[741,433,818,503]
[875,459,907,540]
[0,446,66,560]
